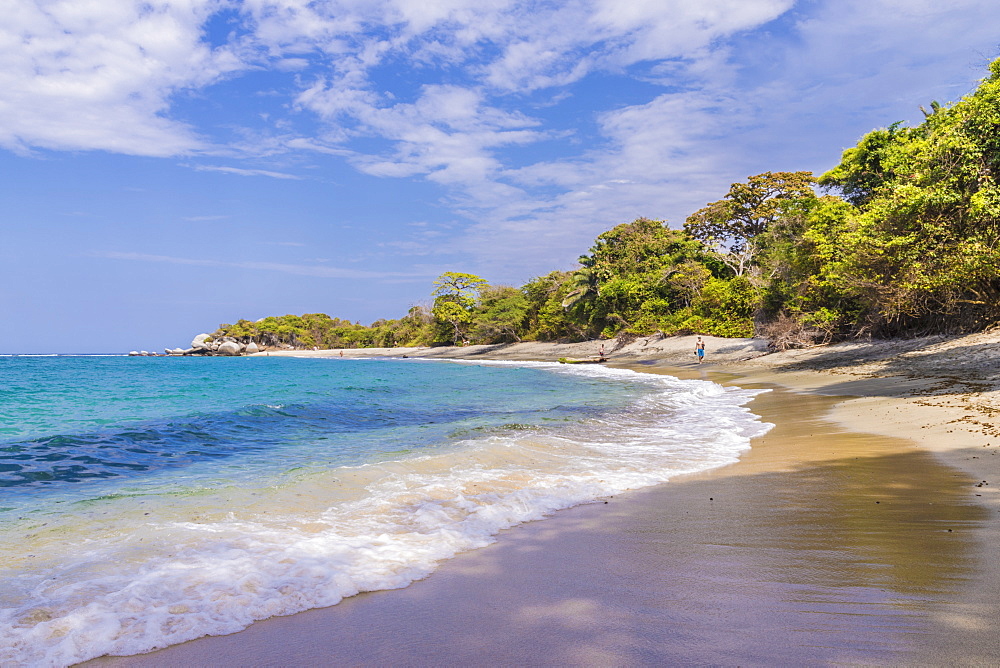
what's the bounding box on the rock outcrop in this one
[159,335,266,357]
[191,333,213,350]
[217,341,242,356]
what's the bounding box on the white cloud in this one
[190,164,303,179]
[411,85,760,273]
[5,0,999,290]
[0,0,243,156]
[300,83,544,190]
[418,0,1000,279]
[247,0,805,267]
[100,251,423,279]
[0,0,794,162]
[475,0,795,91]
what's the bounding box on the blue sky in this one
[1,0,997,353]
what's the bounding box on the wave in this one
[0,364,770,666]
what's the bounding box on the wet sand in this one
[89,354,1000,666]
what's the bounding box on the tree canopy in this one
[684,171,816,276]
[431,272,489,345]
[212,58,1000,350]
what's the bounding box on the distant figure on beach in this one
[599,343,606,358]
[339,350,343,357]
[695,336,705,363]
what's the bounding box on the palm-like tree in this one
[561,267,598,309]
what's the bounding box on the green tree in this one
[560,267,597,310]
[522,271,586,341]
[573,218,710,337]
[584,217,702,281]
[392,305,435,346]
[431,271,489,345]
[755,195,862,340]
[664,261,712,308]
[817,122,913,206]
[688,276,759,337]
[684,172,817,276]
[819,58,1000,334]
[472,285,529,343]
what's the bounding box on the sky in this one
[1,0,998,353]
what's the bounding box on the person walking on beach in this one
[695,336,705,363]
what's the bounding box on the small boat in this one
[557,357,607,364]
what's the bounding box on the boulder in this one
[245,341,260,354]
[191,333,212,349]
[217,341,242,356]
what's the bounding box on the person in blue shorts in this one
[695,336,705,363]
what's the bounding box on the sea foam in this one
[0,359,769,665]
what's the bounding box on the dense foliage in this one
[213,59,1000,349]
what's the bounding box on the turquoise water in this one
[1,356,635,503]
[0,355,770,665]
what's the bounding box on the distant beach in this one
[88,332,1000,665]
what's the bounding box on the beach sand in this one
[89,334,1000,666]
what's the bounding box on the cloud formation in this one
[1,1,792,157]
[4,0,998,282]
[100,251,422,280]
[0,0,241,156]
[191,164,302,179]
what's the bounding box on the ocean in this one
[0,355,770,665]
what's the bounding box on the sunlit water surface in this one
[0,355,770,665]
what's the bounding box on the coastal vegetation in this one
[212,58,1000,350]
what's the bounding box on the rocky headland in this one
[154,333,263,357]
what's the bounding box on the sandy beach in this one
[90,333,1000,666]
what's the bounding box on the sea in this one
[0,354,771,665]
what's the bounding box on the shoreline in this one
[260,332,1000,510]
[91,334,1000,665]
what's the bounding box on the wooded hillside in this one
[213,59,1000,350]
